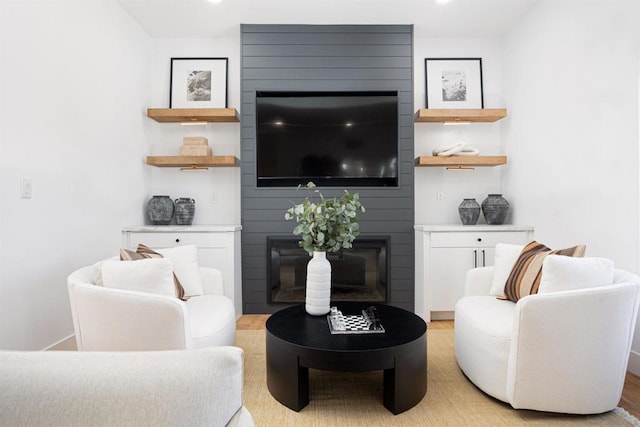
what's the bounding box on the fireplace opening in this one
[267,236,389,304]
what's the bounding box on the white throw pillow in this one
[101,258,175,296]
[157,245,204,297]
[489,243,524,297]
[92,255,119,286]
[538,255,614,294]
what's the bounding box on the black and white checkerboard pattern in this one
[327,308,385,335]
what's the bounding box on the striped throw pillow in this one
[503,241,586,302]
[120,244,186,300]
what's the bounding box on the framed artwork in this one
[425,58,484,109]
[169,57,228,108]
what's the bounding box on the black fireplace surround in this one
[267,236,389,304]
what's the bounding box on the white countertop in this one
[122,225,242,232]
[414,224,534,232]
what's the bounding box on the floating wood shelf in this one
[147,108,240,123]
[414,108,507,123]
[146,155,239,168]
[415,156,507,168]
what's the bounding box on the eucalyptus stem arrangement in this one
[284,182,365,255]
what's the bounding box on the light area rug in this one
[236,328,640,426]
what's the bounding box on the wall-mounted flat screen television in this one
[255,91,398,187]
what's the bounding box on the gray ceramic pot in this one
[458,198,481,225]
[481,194,510,225]
[147,195,174,225]
[175,198,196,225]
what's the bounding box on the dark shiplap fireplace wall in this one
[240,24,415,313]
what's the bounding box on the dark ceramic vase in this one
[175,198,196,225]
[147,195,174,225]
[458,198,481,225]
[481,194,510,225]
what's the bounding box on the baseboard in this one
[628,349,640,376]
[44,334,77,351]
[430,311,454,321]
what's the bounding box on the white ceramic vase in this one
[305,251,332,316]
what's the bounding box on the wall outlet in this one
[21,178,32,199]
[436,191,445,204]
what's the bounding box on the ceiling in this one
[117,0,541,39]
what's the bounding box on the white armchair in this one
[455,264,640,414]
[67,262,236,351]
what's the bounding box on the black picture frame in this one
[425,58,484,109]
[169,57,228,108]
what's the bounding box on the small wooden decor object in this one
[180,136,212,156]
[183,136,208,145]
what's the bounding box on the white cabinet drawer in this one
[124,232,228,249]
[430,231,528,248]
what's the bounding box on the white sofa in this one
[68,262,236,351]
[455,265,640,414]
[0,346,254,426]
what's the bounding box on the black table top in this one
[266,302,427,352]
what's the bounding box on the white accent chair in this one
[455,265,640,414]
[67,262,236,351]
[0,346,254,426]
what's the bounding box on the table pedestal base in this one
[266,333,426,415]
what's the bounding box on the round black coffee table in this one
[266,302,427,415]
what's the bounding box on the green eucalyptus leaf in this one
[284,181,365,253]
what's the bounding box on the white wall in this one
[4,1,640,365]
[0,1,151,350]
[501,0,640,374]
[146,38,241,226]
[414,36,506,225]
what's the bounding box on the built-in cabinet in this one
[414,224,534,321]
[414,108,508,168]
[146,108,240,169]
[122,225,243,316]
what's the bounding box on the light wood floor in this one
[237,315,640,419]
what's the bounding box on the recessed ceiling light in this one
[208,0,223,4]
[436,0,452,4]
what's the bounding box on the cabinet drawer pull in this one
[482,250,486,266]
[473,250,478,268]
[175,238,180,243]
[477,237,482,242]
